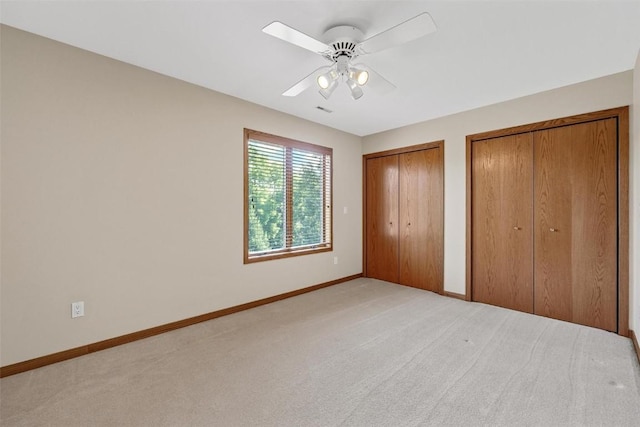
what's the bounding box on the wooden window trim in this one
[244,129,333,264]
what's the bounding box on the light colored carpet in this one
[1,278,639,426]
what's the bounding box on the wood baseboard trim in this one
[630,330,640,366]
[0,273,362,378]
[444,291,466,301]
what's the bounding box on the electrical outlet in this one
[334,256,338,265]
[71,301,84,318]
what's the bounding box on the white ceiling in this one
[2,1,640,136]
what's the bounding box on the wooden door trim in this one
[363,140,445,294]
[467,107,629,141]
[363,140,443,160]
[466,106,629,335]
[618,107,629,337]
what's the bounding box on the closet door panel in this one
[399,148,443,292]
[533,127,573,322]
[472,134,534,312]
[534,119,617,331]
[571,119,617,330]
[366,156,399,283]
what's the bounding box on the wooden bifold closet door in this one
[365,155,399,283]
[365,143,443,293]
[533,119,618,331]
[472,133,534,313]
[399,149,443,290]
[470,112,622,333]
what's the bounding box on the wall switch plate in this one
[343,206,348,214]
[71,301,85,318]
[334,257,338,265]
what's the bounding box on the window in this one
[244,129,332,263]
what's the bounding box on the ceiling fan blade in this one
[263,21,331,55]
[354,63,396,94]
[356,12,437,55]
[282,66,332,97]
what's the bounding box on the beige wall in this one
[632,50,640,333]
[0,26,363,366]
[363,71,634,299]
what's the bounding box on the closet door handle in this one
[549,228,557,232]
[513,226,521,230]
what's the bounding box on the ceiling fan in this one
[262,13,437,100]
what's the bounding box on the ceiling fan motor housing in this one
[322,25,364,61]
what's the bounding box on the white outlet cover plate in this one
[72,301,85,318]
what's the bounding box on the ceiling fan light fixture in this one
[319,79,339,99]
[317,69,338,89]
[349,68,369,86]
[317,75,330,90]
[347,79,364,100]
